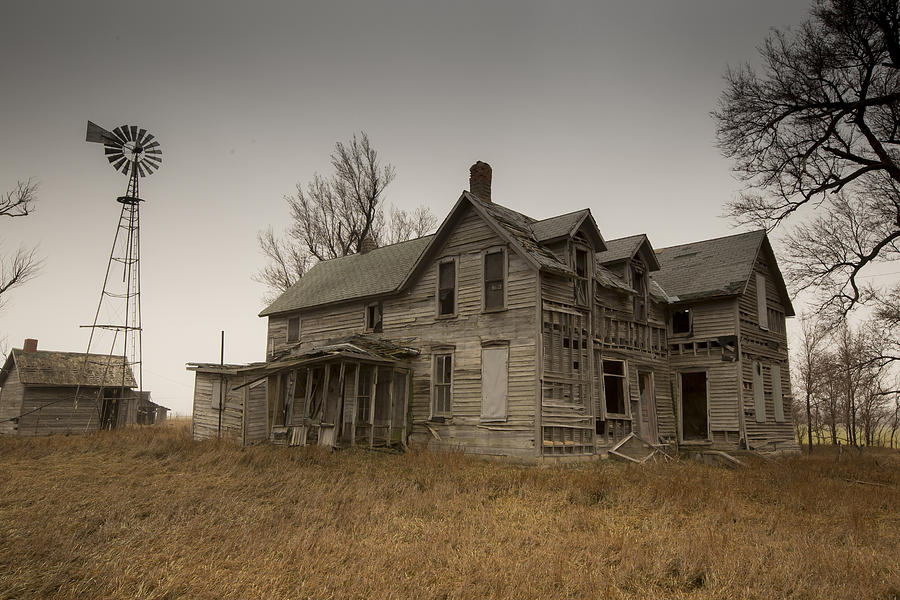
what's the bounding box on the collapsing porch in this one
[260,336,416,449]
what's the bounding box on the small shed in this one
[0,339,138,436]
[187,362,268,444]
[136,391,169,425]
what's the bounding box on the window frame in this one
[431,351,454,419]
[573,246,590,307]
[365,301,383,333]
[631,262,648,322]
[436,257,458,318]
[671,307,692,336]
[601,359,629,418]
[482,246,507,312]
[286,316,300,343]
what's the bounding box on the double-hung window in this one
[484,249,505,310]
[438,259,456,317]
[433,353,453,417]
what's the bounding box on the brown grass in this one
[0,420,898,600]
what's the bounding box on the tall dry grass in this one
[0,420,897,600]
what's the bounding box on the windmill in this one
[79,121,162,429]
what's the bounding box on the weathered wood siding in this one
[0,367,24,435]
[191,371,244,442]
[245,380,268,444]
[268,204,539,457]
[17,386,106,436]
[738,254,796,450]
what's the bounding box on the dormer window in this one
[574,248,589,306]
[632,264,648,322]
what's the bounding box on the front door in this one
[680,371,708,441]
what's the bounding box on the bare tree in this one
[1,179,41,311]
[714,0,900,318]
[794,314,830,452]
[255,133,436,300]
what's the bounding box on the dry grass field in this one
[0,420,898,600]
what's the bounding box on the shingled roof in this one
[0,349,137,388]
[597,234,660,271]
[259,235,433,316]
[651,230,767,303]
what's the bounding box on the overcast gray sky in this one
[1,0,819,415]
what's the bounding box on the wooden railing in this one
[596,316,667,354]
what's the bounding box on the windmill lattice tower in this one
[78,121,162,429]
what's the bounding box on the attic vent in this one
[673,251,699,259]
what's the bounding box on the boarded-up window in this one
[603,360,627,415]
[438,261,456,316]
[433,354,452,417]
[753,361,765,423]
[210,378,223,409]
[772,364,784,422]
[287,316,300,342]
[481,345,508,421]
[756,273,768,330]
[484,250,505,310]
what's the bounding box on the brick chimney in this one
[359,234,378,254]
[469,161,492,202]
[23,338,38,353]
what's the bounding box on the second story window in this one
[366,302,383,333]
[287,316,300,343]
[632,265,648,322]
[484,249,505,310]
[438,259,456,316]
[756,272,769,330]
[672,308,692,335]
[574,248,588,306]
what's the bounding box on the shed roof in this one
[651,230,775,304]
[0,349,137,388]
[259,235,433,316]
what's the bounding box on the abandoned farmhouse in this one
[190,161,797,458]
[0,339,168,436]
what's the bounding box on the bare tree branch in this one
[0,179,38,218]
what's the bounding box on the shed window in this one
[433,353,453,417]
[438,260,456,316]
[603,360,627,415]
[484,249,505,310]
[574,248,589,306]
[287,316,300,342]
[672,308,691,335]
[366,302,383,332]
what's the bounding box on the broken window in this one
[603,359,627,415]
[574,248,589,306]
[632,265,647,322]
[438,260,456,316]
[672,308,691,335]
[287,316,300,343]
[767,308,785,334]
[484,249,505,310]
[433,353,452,417]
[366,302,383,332]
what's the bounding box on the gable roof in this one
[531,209,606,250]
[0,349,137,388]
[597,234,660,271]
[259,235,433,316]
[651,229,793,314]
